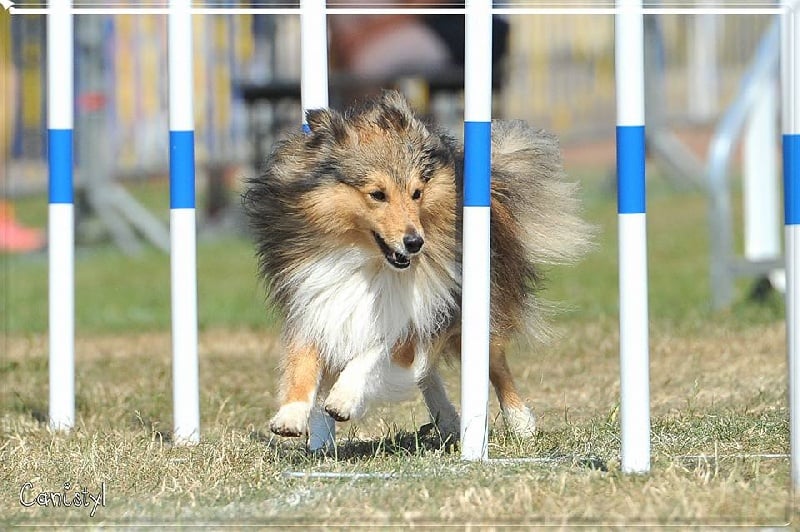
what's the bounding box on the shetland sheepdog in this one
[243,91,591,441]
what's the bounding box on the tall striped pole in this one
[460,0,492,461]
[300,0,328,133]
[782,0,800,490]
[168,0,200,445]
[47,0,75,432]
[615,0,651,474]
[300,0,335,452]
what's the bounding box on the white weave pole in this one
[615,0,651,474]
[744,80,780,267]
[168,0,200,445]
[47,0,75,432]
[301,0,329,132]
[782,0,800,489]
[460,0,493,461]
[300,0,336,452]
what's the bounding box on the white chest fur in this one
[285,248,458,372]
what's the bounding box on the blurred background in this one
[0,4,785,317]
[3,10,771,174]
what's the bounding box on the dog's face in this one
[349,167,427,270]
[297,92,457,270]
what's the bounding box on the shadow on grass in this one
[5,390,49,426]
[249,423,457,464]
[249,426,608,471]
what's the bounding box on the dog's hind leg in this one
[490,342,537,438]
[269,341,322,437]
[418,369,460,441]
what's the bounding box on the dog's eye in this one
[369,190,387,201]
[411,189,422,200]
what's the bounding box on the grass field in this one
[1,163,795,526]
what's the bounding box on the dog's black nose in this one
[403,234,424,254]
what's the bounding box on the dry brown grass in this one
[1,319,793,526]
[2,171,793,525]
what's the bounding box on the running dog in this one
[243,91,591,441]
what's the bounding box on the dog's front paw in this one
[419,413,460,443]
[269,401,312,437]
[436,413,461,441]
[503,406,537,438]
[323,387,366,422]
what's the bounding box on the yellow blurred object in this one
[2,11,45,254]
[2,10,11,169]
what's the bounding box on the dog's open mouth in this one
[372,232,410,269]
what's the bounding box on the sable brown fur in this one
[243,91,592,440]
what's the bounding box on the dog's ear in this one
[375,90,414,132]
[380,90,412,112]
[305,108,332,131]
[306,108,349,144]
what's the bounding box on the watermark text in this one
[19,481,106,517]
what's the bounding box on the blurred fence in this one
[6,10,775,193]
[8,8,303,194]
[503,13,774,141]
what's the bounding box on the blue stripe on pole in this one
[170,130,195,209]
[464,121,491,207]
[786,134,800,225]
[616,125,646,214]
[48,129,73,204]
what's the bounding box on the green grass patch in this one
[3,236,278,334]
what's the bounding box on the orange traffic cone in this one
[0,200,46,253]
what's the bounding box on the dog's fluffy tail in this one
[491,120,594,267]
[488,120,594,344]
